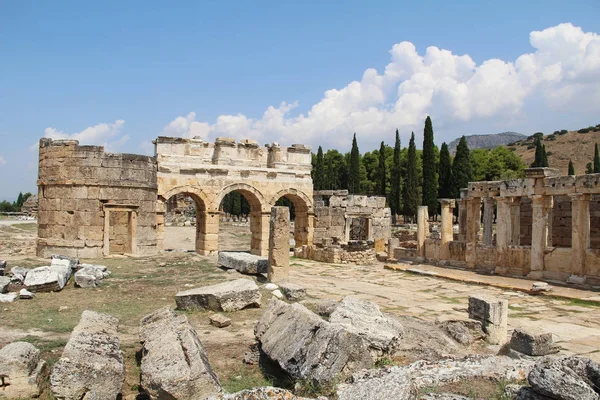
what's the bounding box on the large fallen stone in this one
[139,307,222,399]
[0,275,10,293]
[176,278,262,312]
[218,251,268,274]
[50,310,125,400]
[510,328,560,356]
[24,259,73,292]
[255,298,373,385]
[74,264,110,288]
[336,368,417,400]
[515,387,553,400]
[329,297,405,357]
[528,356,600,400]
[0,341,45,399]
[278,281,307,301]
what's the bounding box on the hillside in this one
[504,125,600,175]
[448,132,525,153]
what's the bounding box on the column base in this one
[527,271,544,280]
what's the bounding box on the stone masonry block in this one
[468,295,508,345]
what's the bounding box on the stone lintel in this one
[525,167,560,178]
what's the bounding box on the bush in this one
[578,128,590,134]
[507,142,516,146]
[548,136,557,141]
[559,129,568,135]
[508,147,517,152]
[527,144,536,150]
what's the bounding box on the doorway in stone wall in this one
[103,204,137,256]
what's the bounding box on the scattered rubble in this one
[74,264,110,288]
[211,386,315,400]
[218,252,268,274]
[509,328,560,356]
[0,341,45,399]
[175,278,262,312]
[531,282,552,293]
[18,288,35,299]
[210,313,232,328]
[139,307,222,399]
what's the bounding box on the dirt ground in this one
[1,222,600,399]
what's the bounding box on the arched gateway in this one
[36,136,314,258]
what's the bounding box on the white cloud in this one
[0,156,6,166]
[162,23,600,150]
[42,120,128,151]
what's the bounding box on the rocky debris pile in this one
[176,278,262,312]
[509,328,560,357]
[218,252,268,274]
[50,310,125,400]
[23,256,77,292]
[278,281,307,301]
[515,356,600,400]
[208,386,316,399]
[0,341,46,399]
[255,297,405,385]
[335,355,534,400]
[139,307,222,399]
[74,264,110,288]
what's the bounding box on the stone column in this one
[103,209,111,256]
[416,206,429,258]
[468,295,508,345]
[482,197,494,245]
[196,211,220,255]
[439,199,455,260]
[268,206,290,283]
[495,197,511,274]
[570,193,590,278]
[250,211,270,256]
[509,198,521,245]
[528,195,552,279]
[457,199,467,241]
[466,198,481,243]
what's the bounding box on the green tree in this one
[594,143,600,173]
[568,159,575,176]
[348,133,361,194]
[0,201,17,213]
[542,144,549,167]
[389,130,402,223]
[403,132,419,223]
[587,162,594,174]
[421,116,438,218]
[314,146,325,190]
[324,150,346,190]
[438,142,452,198]
[531,137,548,167]
[16,192,24,209]
[450,136,472,198]
[377,141,387,197]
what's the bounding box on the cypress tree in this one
[438,142,452,198]
[348,134,361,194]
[587,162,594,174]
[531,137,544,167]
[377,141,387,197]
[16,192,23,209]
[568,159,575,176]
[389,129,401,223]
[542,144,549,167]
[314,146,325,190]
[422,116,438,218]
[403,132,419,222]
[450,136,472,198]
[594,143,600,173]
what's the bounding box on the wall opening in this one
[349,217,370,241]
[519,197,533,246]
[163,193,202,252]
[273,192,311,248]
[551,195,572,248]
[218,190,256,253]
[103,204,138,256]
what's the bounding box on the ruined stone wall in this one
[294,241,377,265]
[37,139,158,258]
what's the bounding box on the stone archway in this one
[269,188,314,248]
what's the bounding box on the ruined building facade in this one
[36,137,314,258]
[400,168,600,285]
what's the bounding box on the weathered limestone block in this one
[336,369,417,400]
[329,297,405,358]
[24,262,71,292]
[255,298,373,384]
[175,278,262,312]
[0,341,45,399]
[278,281,307,301]
[268,206,290,283]
[510,328,560,356]
[9,267,31,284]
[528,356,600,400]
[212,386,314,399]
[210,313,232,328]
[0,260,6,275]
[218,251,268,274]
[50,310,125,400]
[19,288,35,299]
[74,264,110,288]
[0,275,10,293]
[468,295,508,345]
[139,307,222,399]
[0,292,17,302]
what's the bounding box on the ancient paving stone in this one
[0,341,45,399]
[255,298,373,385]
[175,278,262,312]
[210,313,232,328]
[468,295,508,345]
[139,307,222,400]
[510,328,560,356]
[50,310,125,400]
[268,206,290,283]
[218,252,268,274]
[278,281,307,301]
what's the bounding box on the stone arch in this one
[270,188,314,248]
[159,185,211,212]
[215,183,267,212]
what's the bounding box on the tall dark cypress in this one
[531,137,544,167]
[422,116,437,217]
[314,146,325,190]
[542,144,549,167]
[438,142,452,198]
[389,129,401,223]
[450,136,472,198]
[594,143,600,173]
[377,141,387,197]
[568,159,575,176]
[348,134,361,194]
[403,132,419,222]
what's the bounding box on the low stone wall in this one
[294,241,377,265]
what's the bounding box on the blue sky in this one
[1,1,599,200]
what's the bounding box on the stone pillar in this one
[250,211,270,256]
[416,206,429,257]
[468,295,508,345]
[103,209,110,256]
[457,199,467,241]
[268,206,290,283]
[509,198,521,245]
[528,195,552,279]
[196,211,220,255]
[482,197,494,245]
[570,193,590,278]
[129,211,137,255]
[388,238,400,261]
[466,198,481,243]
[439,199,455,260]
[495,197,511,274]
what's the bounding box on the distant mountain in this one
[448,132,525,153]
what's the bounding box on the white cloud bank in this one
[43,120,129,152]
[163,23,600,149]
